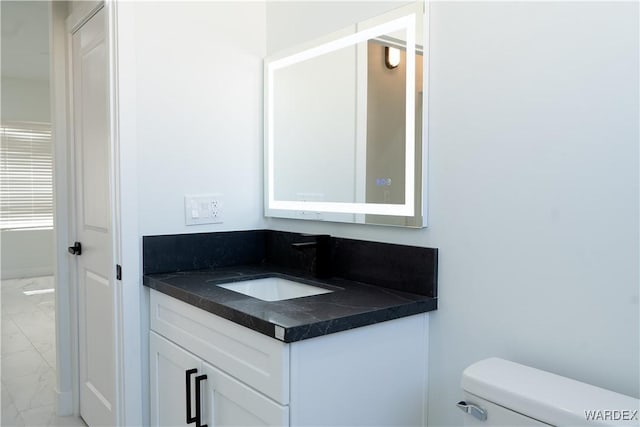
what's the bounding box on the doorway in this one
[0,1,84,425]
[47,1,142,425]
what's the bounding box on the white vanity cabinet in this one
[149,289,429,427]
[150,332,288,426]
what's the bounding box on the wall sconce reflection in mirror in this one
[385,46,401,69]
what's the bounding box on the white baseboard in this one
[56,388,74,416]
[0,267,54,280]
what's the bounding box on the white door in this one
[71,6,116,425]
[150,332,203,427]
[200,361,289,427]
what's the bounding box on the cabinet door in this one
[200,361,289,427]
[150,331,203,427]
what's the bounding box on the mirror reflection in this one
[364,38,423,227]
[265,3,426,227]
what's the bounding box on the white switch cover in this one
[185,194,224,225]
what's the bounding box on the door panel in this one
[201,362,289,427]
[150,332,202,427]
[84,270,114,402]
[72,6,115,426]
[80,38,110,231]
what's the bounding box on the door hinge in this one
[116,264,122,280]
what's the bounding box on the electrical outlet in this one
[209,199,222,221]
[185,194,223,225]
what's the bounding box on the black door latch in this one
[68,241,82,255]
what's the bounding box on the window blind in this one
[0,122,53,230]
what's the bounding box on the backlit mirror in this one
[265,2,427,227]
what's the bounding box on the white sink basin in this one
[218,277,333,302]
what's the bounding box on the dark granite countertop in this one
[143,265,437,343]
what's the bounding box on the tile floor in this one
[1,276,86,427]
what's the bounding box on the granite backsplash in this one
[143,230,437,297]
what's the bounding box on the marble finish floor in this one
[1,276,85,426]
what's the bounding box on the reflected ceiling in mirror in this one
[265,2,427,227]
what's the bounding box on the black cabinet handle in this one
[185,368,197,424]
[68,241,82,255]
[195,374,208,427]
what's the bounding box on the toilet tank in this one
[459,358,640,427]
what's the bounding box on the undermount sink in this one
[218,277,333,302]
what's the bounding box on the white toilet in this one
[459,358,640,426]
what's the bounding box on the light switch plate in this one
[185,194,224,225]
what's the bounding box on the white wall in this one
[133,1,267,236]
[117,3,267,423]
[266,2,639,425]
[0,229,54,279]
[1,77,50,123]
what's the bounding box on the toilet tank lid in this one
[462,358,640,427]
